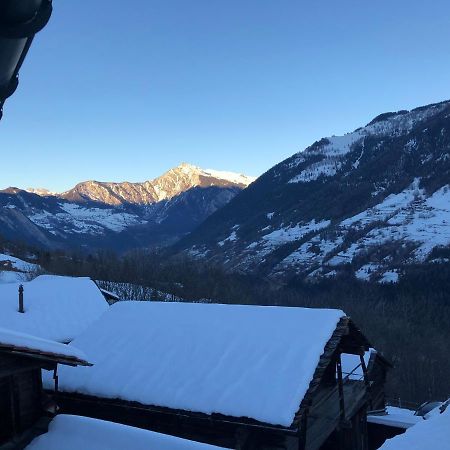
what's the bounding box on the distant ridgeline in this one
[0,164,255,252]
[176,100,450,284]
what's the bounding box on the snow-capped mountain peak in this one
[25,188,56,196]
[52,163,255,206]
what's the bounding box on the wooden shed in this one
[0,327,90,449]
[44,302,390,450]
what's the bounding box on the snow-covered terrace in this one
[0,275,109,343]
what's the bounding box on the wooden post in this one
[53,365,59,409]
[18,284,24,313]
[336,354,346,423]
[298,410,308,450]
[9,376,18,436]
[336,353,347,450]
[359,351,373,411]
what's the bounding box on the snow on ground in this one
[278,236,345,272]
[0,253,40,272]
[261,220,330,248]
[341,179,422,230]
[289,133,365,183]
[26,415,229,450]
[96,280,184,303]
[218,230,237,246]
[289,155,345,183]
[379,406,450,449]
[0,326,88,364]
[354,184,450,262]
[327,242,359,267]
[43,302,345,427]
[0,275,108,342]
[338,181,450,262]
[297,181,450,276]
[379,271,399,284]
[355,264,382,281]
[0,253,41,284]
[29,203,144,235]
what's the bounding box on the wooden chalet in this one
[45,302,391,450]
[0,327,90,449]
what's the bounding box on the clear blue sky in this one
[1,0,450,192]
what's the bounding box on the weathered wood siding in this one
[0,354,45,445]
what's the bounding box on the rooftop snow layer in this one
[25,415,229,450]
[379,406,450,449]
[368,406,422,429]
[0,326,89,365]
[0,275,108,342]
[43,302,345,427]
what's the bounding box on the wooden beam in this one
[359,352,373,411]
[336,354,346,424]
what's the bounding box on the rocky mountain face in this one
[176,100,450,283]
[60,163,254,206]
[0,164,255,251]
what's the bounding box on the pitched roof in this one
[43,301,350,427]
[0,326,91,366]
[0,275,109,342]
[25,414,229,450]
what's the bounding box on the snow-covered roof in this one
[368,406,423,429]
[0,275,109,342]
[44,301,346,427]
[0,327,90,366]
[379,406,450,450]
[25,415,229,450]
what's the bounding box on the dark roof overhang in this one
[0,0,53,120]
[0,342,92,367]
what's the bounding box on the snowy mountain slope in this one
[0,164,253,251]
[0,253,41,284]
[25,187,55,196]
[176,100,450,282]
